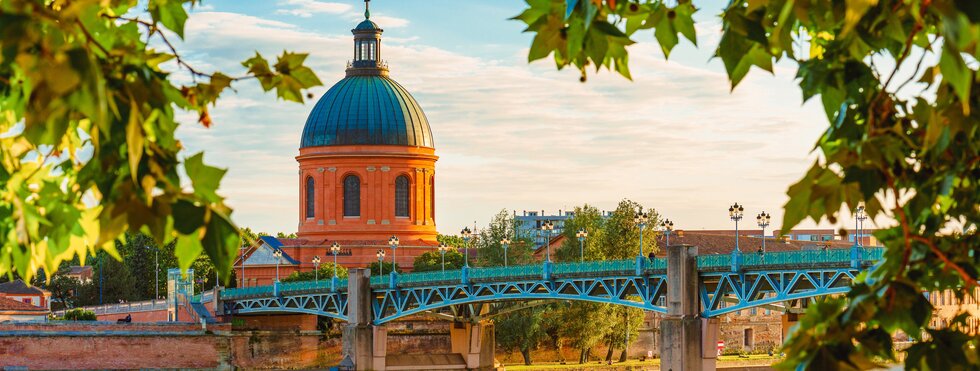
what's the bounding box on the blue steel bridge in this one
[219,247,885,325]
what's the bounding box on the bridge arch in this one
[371,275,669,324]
[227,293,349,322]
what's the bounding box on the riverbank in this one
[503,354,780,370]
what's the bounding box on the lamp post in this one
[500,238,512,267]
[376,249,386,276]
[461,227,472,267]
[855,205,867,247]
[330,242,341,278]
[438,243,449,271]
[729,203,744,252]
[576,228,588,261]
[661,219,674,247]
[756,212,770,255]
[634,210,649,258]
[312,256,321,282]
[388,235,400,274]
[273,249,283,282]
[729,203,744,271]
[540,221,555,262]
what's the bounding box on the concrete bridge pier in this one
[342,269,387,370]
[660,245,718,371]
[449,305,496,369]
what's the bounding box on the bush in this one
[62,308,97,321]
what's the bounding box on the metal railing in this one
[224,248,888,296]
[54,299,168,316]
[222,279,348,299]
[696,247,886,270]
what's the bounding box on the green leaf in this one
[939,44,973,113]
[184,152,227,204]
[843,0,877,36]
[175,233,204,272]
[149,0,189,38]
[126,103,144,183]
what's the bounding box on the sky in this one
[169,0,859,236]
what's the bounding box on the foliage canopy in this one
[0,0,321,283]
[516,0,980,368]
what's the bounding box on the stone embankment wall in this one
[0,318,453,369]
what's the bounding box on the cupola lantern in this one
[349,0,387,76]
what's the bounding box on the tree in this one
[62,308,97,321]
[598,199,659,260]
[496,306,550,365]
[276,232,298,239]
[0,0,321,283]
[282,263,348,282]
[513,2,980,366]
[554,204,607,262]
[116,233,170,300]
[476,209,534,267]
[551,301,615,364]
[437,234,466,248]
[367,261,401,276]
[413,248,466,272]
[77,250,136,305]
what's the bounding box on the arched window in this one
[395,175,410,217]
[305,176,315,218]
[343,175,360,217]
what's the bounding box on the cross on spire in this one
[364,0,370,19]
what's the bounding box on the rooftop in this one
[0,279,48,296]
[0,297,47,313]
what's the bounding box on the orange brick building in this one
[236,10,439,287]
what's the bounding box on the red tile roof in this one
[0,279,48,295]
[0,297,47,312]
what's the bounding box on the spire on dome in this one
[364,0,371,19]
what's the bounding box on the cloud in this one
[275,0,351,17]
[170,9,834,235]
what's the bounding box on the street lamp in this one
[756,212,770,254]
[661,219,674,247]
[273,249,283,282]
[729,203,744,252]
[576,228,588,261]
[376,249,386,276]
[438,243,449,271]
[330,242,341,278]
[540,221,555,262]
[461,227,472,267]
[500,238,512,267]
[634,210,649,259]
[312,256,321,282]
[388,235,400,274]
[855,205,867,247]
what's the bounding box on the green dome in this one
[300,75,433,148]
[355,19,380,31]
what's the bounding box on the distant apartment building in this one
[514,209,612,247]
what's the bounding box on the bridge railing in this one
[223,248,888,296]
[222,278,350,299]
[696,247,886,271]
[53,299,169,317]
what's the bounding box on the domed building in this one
[237,4,439,286]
